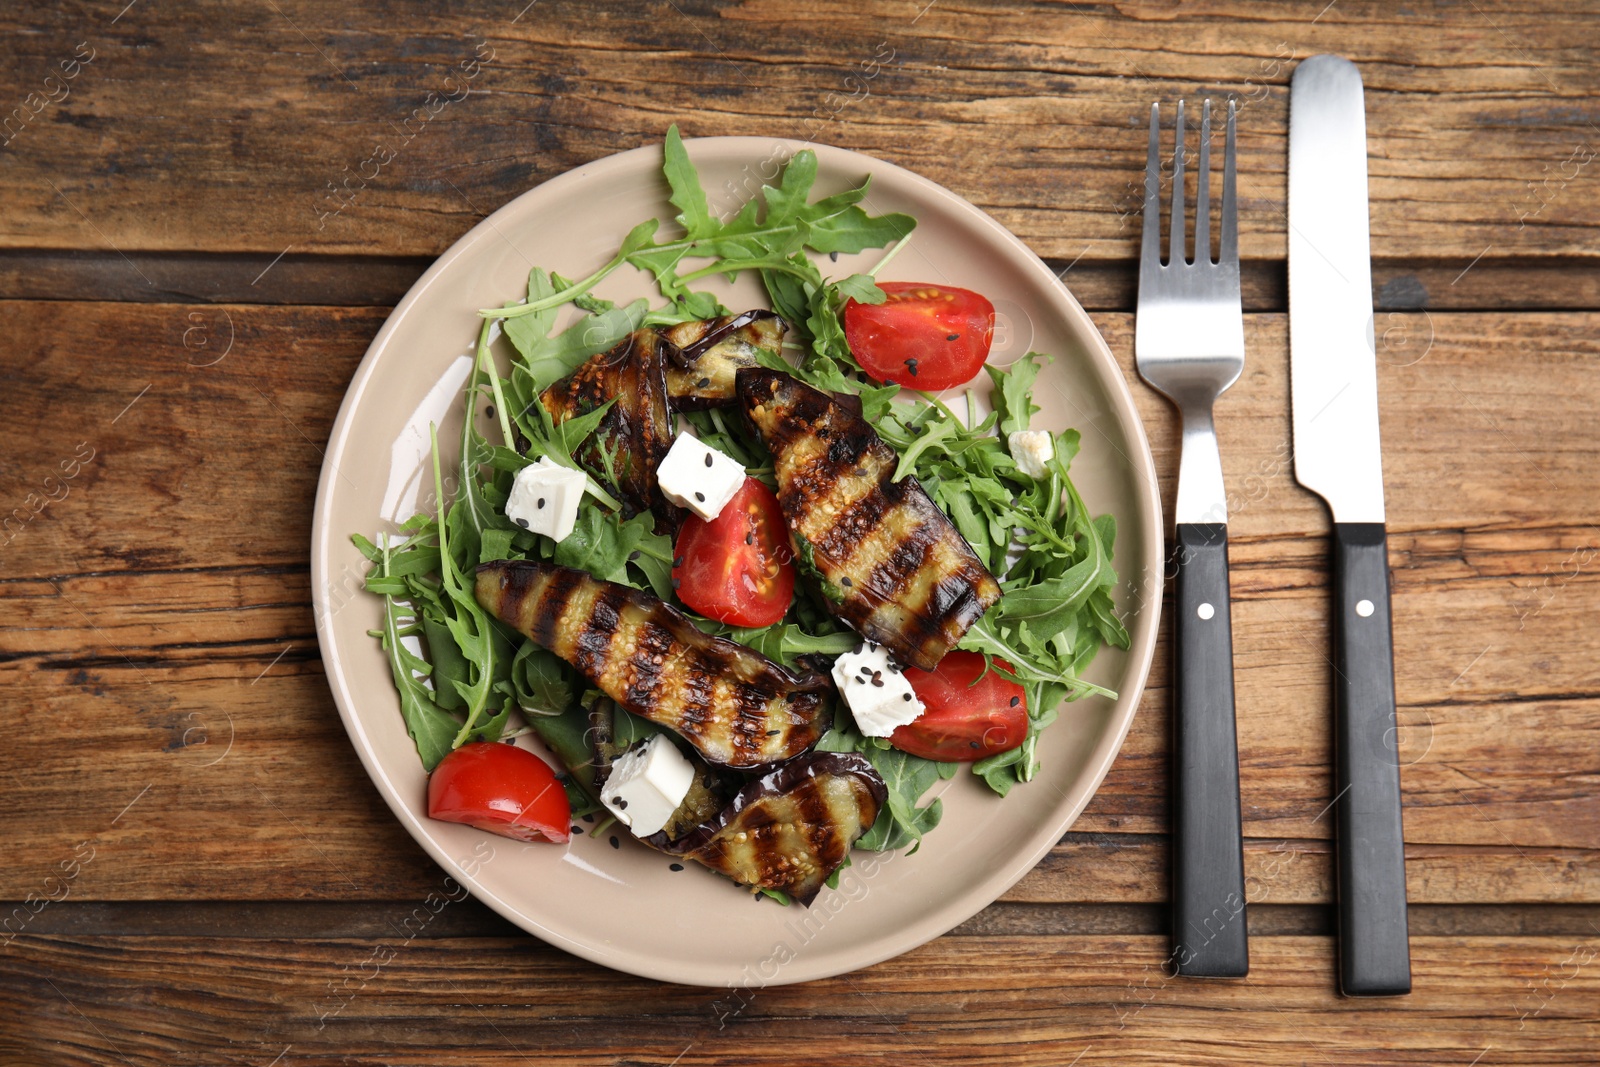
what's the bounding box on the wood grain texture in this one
[0,1,1597,266]
[0,301,1594,904]
[2,934,1597,1065]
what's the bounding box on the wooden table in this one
[3,2,1597,1062]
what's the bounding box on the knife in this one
[1288,54,1413,998]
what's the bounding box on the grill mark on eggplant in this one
[475,560,831,767]
[736,368,1003,670]
[574,584,625,674]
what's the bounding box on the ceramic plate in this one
[311,136,1161,987]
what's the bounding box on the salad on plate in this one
[352,128,1129,905]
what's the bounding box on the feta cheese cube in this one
[831,642,924,737]
[599,734,696,837]
[655,432,746,521]
[1008,430,1054,480]
[505,457,587,542]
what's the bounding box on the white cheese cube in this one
[831,642,924,737]
[1008,430,1055,480]
[505,457,587,542]
[599,733,696,837]
[655,432,745,521]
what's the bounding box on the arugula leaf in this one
[371,536,460,771]
[662,124,715,239]
[855,746,945,853]
[429,424,500,748]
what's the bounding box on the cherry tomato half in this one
[843,282,996,390]
[427,742,571,843]
[890,651,1029,762]
[672,477,796,627]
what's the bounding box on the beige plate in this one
[311,136,1162,988]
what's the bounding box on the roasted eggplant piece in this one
[476,560,831,767]
[736,368,1003,671]
[660,310,786,409]
[653,752,885,905]
[538,327,676,521]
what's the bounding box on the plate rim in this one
[311,134,1163,986]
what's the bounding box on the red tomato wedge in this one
[427,742,571,843]
[890,651,1028,761]
[843,282,996,390]
[672,477,796,627]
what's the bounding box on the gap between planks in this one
[0,250,1596,312]
[6,900,1598,940]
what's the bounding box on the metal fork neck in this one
[1175,401,1227,526]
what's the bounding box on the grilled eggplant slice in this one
[655,752,886,905]
[538,328,676,521]
[476,560,831,767]
[660,310,786,409]
[736,368,1003,671]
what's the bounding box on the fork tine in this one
[1220,98,1239,267]
[1194,100,1212,266]
[1169,99,1186,266]
[1142,102,1161,271]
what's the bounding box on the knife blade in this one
[1288,53,1413,998]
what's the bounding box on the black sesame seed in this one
[904,358,919,377]
[571,825,582,834]
[872,677,884,688]
[840,575,853,587]
[616,798,628,809]
[744,533,753,545]
[628,550,641,562]
[582,813,595,823]
[486,405,496,417]
[970,740,981,749]
[671,577,681,590]
[673,556,684,567]
[609,835,620,849]
[902,693,913,702]
[829,251,839,262]
[537,497,546,509]
[946,333,960,341]
[514,517,530,529]
[704,453,714,467]
[694,491,705,502]
[1010,696,1020,707]
[669,862,685,872]
[767,728,781,736]
[697,377,711,388]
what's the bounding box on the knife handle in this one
[1332,522,1412,996]
[1171,522,1249,978]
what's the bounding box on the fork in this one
[1136,98,1249,979]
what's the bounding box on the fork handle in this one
[1171,522,1249,978]
[1331,522,1412,996]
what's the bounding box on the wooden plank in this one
[0,301,1596,900]
[1,2,1598,262]
[1,934,1596,1064]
